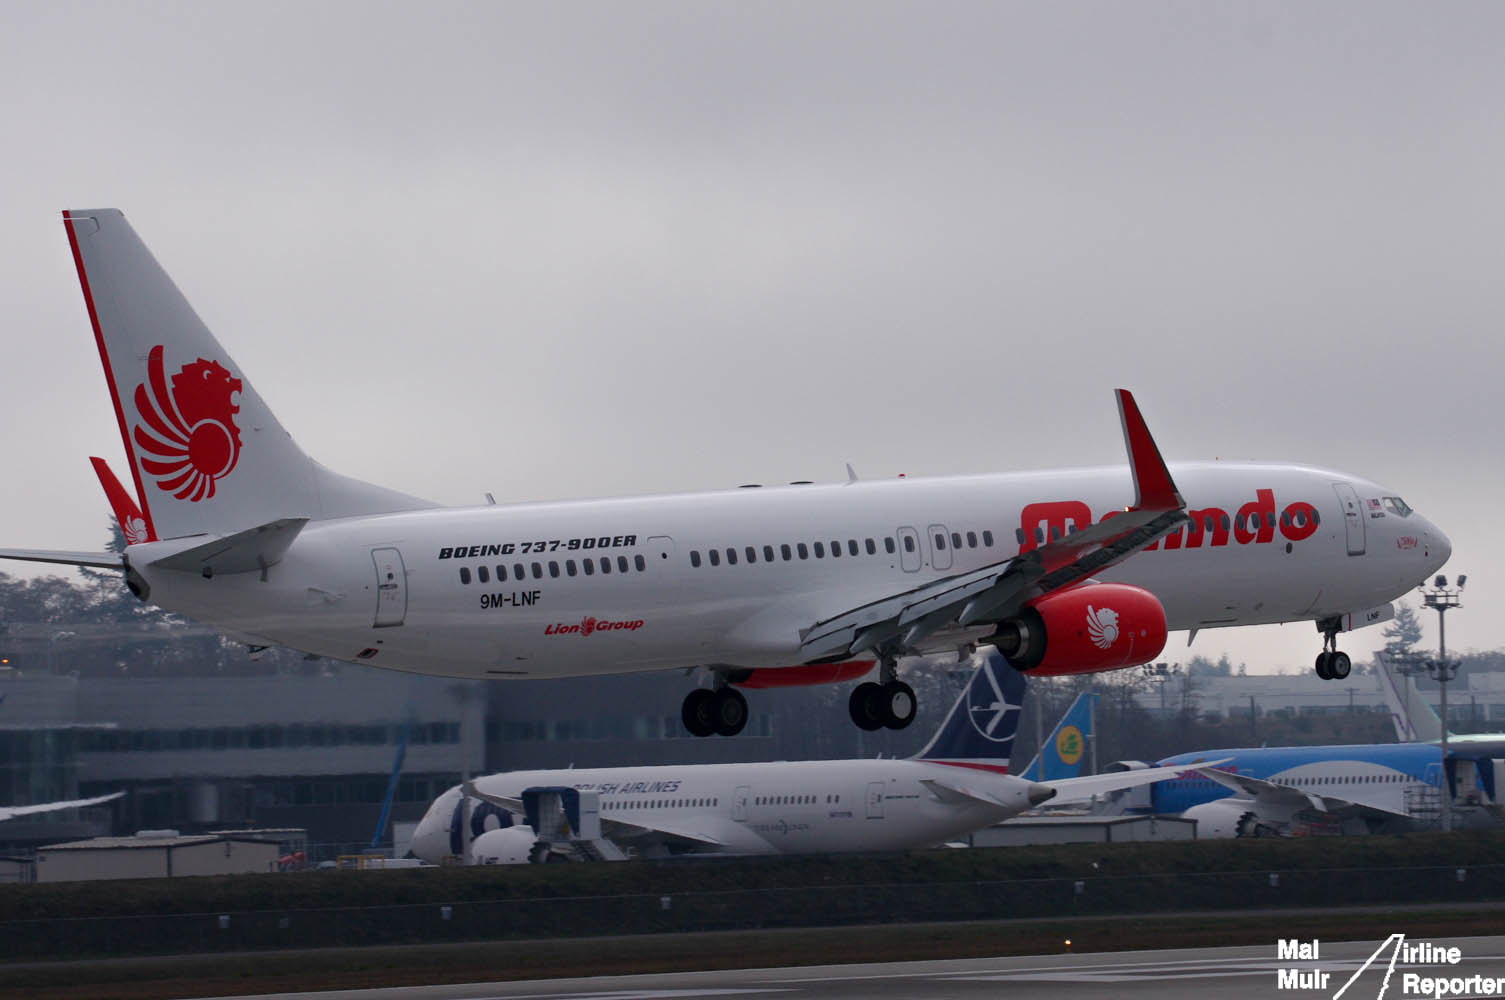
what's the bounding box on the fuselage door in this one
[1332,483,1366,556]
[372,547,407,627]
[897,527,922,573]
[927,524,952,571]
[732,785,750,822]
[865,781,885,819]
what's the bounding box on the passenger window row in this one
[689,529,995,569]
[459,554,648,585]
[604,797,718,810]
[754,794,832,805]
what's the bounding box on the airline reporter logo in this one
[132,345,244,502]
[545,616,645,636]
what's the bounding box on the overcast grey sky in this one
[1,2,1499,673]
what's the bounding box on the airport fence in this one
[4,861,1504,961]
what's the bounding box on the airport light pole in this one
[1142,662,1176,717]
[1419,574,1465,832]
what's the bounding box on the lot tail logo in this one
[967,657,1023,742]
[132,345,243,501]
[1086,605,1119,649]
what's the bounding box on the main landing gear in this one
[1314,621,1351,681]
[681,684,748,738]
[848,657,917,732]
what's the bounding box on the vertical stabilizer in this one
[1376,655,1445,743]
[913,650,1026,773]
[63,209,431,541]
[1018,691,1098,781]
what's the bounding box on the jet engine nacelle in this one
[1182,800,1266,838]
[993,583,1167,676]
[471,826,538,865]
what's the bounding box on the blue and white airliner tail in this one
[1018,692,1097,781]
[912,652,1026,772]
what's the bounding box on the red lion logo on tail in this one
[132,345,243,502]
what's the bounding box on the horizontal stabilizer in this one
[0,548,121,569]
[150,517,309,576]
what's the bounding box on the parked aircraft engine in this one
[1182,800,1271,838]
[993,583,1167,676]
[471,826,538,865]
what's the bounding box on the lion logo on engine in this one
[1086,605,1119,649]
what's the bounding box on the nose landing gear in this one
[1314,621,1351,680]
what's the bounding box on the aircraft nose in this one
[410,787,462,864]
[410,813,447,864]
[1431,522,1452,570]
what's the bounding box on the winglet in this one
[90,457,155,544]
[1115,389,1183,511]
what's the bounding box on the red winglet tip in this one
[1115,390,1182,511]
[90,456,155,545]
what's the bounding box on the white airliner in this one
[410,654,1218,863]
[0,210,1450,736]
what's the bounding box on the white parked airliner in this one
[0,210,1450,736]
[410,654,1217,863]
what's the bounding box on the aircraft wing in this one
[461,782,726,849]
[1194,769,1411,820]
[1044,759,1235,805]
[797,390,1187,663]
[0,791,124,821]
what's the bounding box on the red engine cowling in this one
[993,583,1167,676]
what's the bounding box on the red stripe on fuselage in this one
[926,760,1011,774]
[63,211,156,541]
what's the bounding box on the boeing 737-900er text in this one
[0,210,1451,736]
[410,654,1219,862]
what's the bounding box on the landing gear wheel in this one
[681,688,716,737]
[881,680,917,730]
[710,687,749,737]
[1328,651,1351,680]
[849,682,887,731]
[1315,652,1334,680]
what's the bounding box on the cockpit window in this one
[1384,496,1412,517]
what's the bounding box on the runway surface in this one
[211,934,1505,1000]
